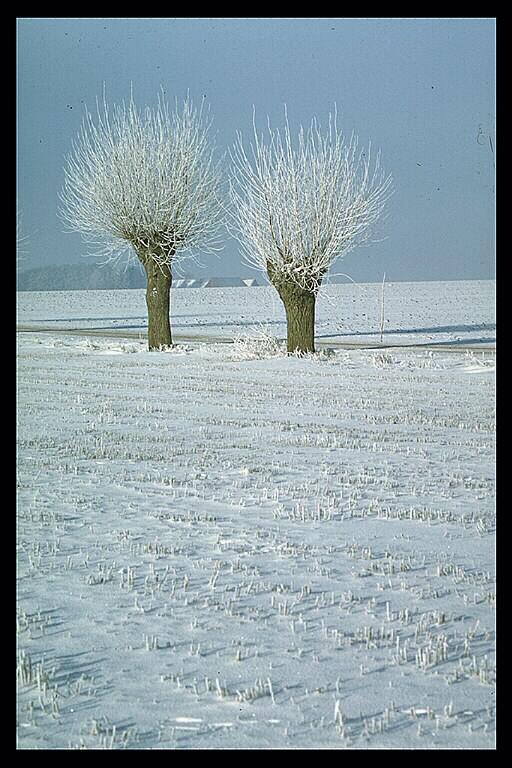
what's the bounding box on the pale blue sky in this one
[16,17,495,281]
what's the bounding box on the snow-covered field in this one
[17,280,495,348]
[17,282,495,749]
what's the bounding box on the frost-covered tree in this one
[60,92,223,349]
[229,110,393,354]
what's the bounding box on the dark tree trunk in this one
[274,280,316,354]
[136,248,173,350]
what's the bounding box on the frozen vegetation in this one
[17,282,495,749]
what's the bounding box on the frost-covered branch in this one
[60,91,224,267]
[229,108,393,293]
[16,208,29,262]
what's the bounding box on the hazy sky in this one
[16,17,495,282]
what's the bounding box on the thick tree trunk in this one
[274,280,316,354]
[143,259,172,350]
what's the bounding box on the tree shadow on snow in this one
[316,322,495,339]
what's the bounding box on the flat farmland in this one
[16,281,496,749]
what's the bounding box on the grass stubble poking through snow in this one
[16,308,495,748]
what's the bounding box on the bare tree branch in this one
[17,208,29,263]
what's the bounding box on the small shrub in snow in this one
[232,327,336,361]
[231,328,286,360]
[370,351,397,368]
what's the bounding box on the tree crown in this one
[60,91,223,267]
[229,108,393,292]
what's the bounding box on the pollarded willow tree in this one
[229,110,393,354]
[60,92,223,350]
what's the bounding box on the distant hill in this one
[17,263,146,291]
[16,263,260,291]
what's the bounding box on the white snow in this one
[16,281,495,749]
[17,280,495,348]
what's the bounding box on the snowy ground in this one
[17,282,495,749]
[17,280,495,348]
